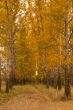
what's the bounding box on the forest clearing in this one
[0,0,73,109]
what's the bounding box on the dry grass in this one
[0,84,73,110]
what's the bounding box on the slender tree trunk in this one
[71,0,73,86]
[57,35,62,90]
[5,77,9,93]
[57,65,62,90]
[0,56,1,92]
[44,49,49,88]
[5,0,15,92]
[64,0,71,98]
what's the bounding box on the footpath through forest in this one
[0,85,73,110]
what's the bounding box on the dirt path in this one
[0,85,73,110]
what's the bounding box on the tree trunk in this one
[44,49,49,88]
[57,65,62,90]
[5,0,15,92]
[57,35,62,90]
[64,0,71,98]
[0,56,1,92]
[5,77,9,93]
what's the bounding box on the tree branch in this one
[68,30,73,43]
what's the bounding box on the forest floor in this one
[0,84,73,110]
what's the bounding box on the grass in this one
[0,83,41,105]
[34,84,73,101]
[1,84,73,110]
[0,83,73,106]
[0,83,30,105]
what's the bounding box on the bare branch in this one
[68,30,73,43]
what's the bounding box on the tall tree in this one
[5,0,19,92]
[64,0,71,98]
